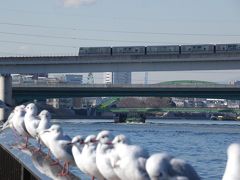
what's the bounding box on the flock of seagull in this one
[0,103,240,180]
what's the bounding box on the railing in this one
[12,81,239,89]
[0,129,80,180]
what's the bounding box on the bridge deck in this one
[12,83,240,100]
[1,52,240,73]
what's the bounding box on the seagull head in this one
[112,134,131,145]
[71,135,85,145]
[39,110,51,120]
[96,130,113,145]
[14,105,26,116]
[84,134,98,145]
[40,124,62,135]
[25,103,38,115]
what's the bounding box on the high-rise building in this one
[104,72,113,84]
[104,72,131,84]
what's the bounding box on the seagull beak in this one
[39,129,50,135]
[91,139,98,143]
[66,142,74,146]
[106,141,113,145]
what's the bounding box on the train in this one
[78,44,240,56]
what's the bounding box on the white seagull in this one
[41,124,74,176]
[96,130,120,180]
[82,134,105,180]
[0,104,25,133]
[111,134,150,180]
[146,153,200,180]
[11,106,30,146]
[71,135,88,175]
[24,103,40,139]
[36,110,52,151]
[222,143,240,180]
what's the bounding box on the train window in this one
[228,45,237,50]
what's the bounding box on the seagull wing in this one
[169,158,201,180]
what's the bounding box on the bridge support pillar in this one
[0,74,12,122]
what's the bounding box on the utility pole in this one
[144,72,148,84]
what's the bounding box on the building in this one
[113,72,131,84]
[104,72,113,84]
[46,74,83,109]
[206,99,227,108]
[64,74,83,84]
[103,72,131,84]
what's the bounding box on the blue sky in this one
[1,0,240,83]
[1,0,240,55]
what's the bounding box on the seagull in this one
[24,103,40,139]
[41,124,74,176]
[111,134,150,180]
[222,143,240,180]
[0,104,25,133]
[37,110,51,135]
[146,153,200,180]
[35,110,52,151]
[96,130,120,180]
[82,134,105,180]
[70,135,88,175]
[11,105,30,147]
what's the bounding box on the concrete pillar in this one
[0,74,12,122]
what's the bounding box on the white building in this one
[103,72,131,84]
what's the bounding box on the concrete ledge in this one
[0,129,80,180]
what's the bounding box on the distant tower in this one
[104,72,113,84]
[144,72,148,84]
[87,73,94,84]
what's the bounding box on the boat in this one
[114,112,146,123]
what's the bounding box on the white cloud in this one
[62,0,97,7]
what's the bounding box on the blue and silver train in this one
[79,44,240,56]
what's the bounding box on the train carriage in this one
[112,46,145,55]
[146,45,180,55]
[216,44,240,53]
[181,44,215,54]
[78,47,111,56]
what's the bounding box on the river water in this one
[52,119,240,180]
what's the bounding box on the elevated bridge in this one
[12,83,240,103]
[1,53,240,74]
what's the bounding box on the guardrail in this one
[12,82,239,89]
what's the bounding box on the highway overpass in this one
[12,83,240,103]
[1,53,240,74]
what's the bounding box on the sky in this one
[1,0,240,83]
